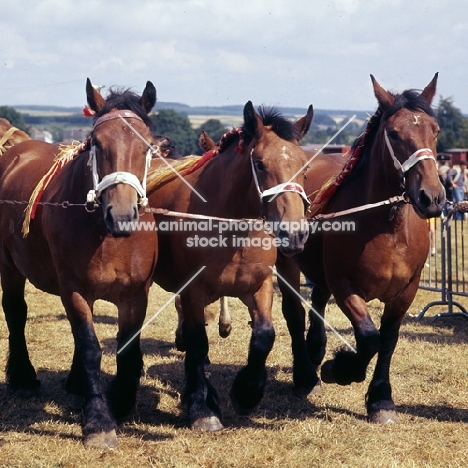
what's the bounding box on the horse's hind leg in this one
[230,277,275,414]
[1,264,40,395]
[366,282,418,424]
[276,255,319,395]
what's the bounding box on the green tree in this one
[0,106,29,132]
[436,96,467,152]
[195,119,228,148]
[151,109,198,155]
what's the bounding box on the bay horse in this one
[0,79,158,449]
[0,118,30,154]
[277,74,446,423]
[145,102,313,431]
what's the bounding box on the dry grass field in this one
[1,279,468,467]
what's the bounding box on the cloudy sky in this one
[1,0,467,113]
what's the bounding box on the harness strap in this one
[384,130,436,174]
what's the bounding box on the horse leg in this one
[218,296,232,338]
[107,291,148,421]
[321,293,380,386]
[306,285,331,385]
[61,290,117,450]
[230,276,276,414]
[181,290,223,432]
[1,266,40,395]
[276,255,319,395]
[174,294,185,351]
[366,281,419,424]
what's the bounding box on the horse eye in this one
[255,160,265,171]
[387,130,398,140]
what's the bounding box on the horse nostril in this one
[418,189,432,208]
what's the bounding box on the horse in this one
[0,118,30,154]
[276,73,446,423]
[144,102,314,431]
[0,79,158,449]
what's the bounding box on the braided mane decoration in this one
[146,128,245,191]
[22,139,91,236]
[182,128,244,176]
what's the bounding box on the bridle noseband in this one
[87,110,152,208]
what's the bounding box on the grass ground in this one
[1,281,468,467]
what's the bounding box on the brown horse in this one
[0,80,158,449]
[277,74,446,423]
[145,102,313,431]
[0,118,30,154]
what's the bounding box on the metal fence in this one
[418,202,468,321]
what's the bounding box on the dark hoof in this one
[191,416,224,432]
[175,333,186,352]
[294,378,322,397]
[8,380,41,398]
[230,390,259,416]
[320,360,337,384]
[219,324,232,338]
[67,393,83,411]
[83,430,118,450]
[368,409,400,424]
[310,379,322,396]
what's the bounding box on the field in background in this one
[1,281,468,467]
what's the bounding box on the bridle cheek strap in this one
[384,130,436,174]
[87,145,152,208]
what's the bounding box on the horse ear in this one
[199,130,217,152]
[420,72,438,104]
[294,104,314,141]
[86,78,106,113]
[243,101,263,138]
[370,75,394,111]
[140,81,157,114]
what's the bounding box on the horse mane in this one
[95,87,153,127]
[146,155,201,191]
[242,106,299,146]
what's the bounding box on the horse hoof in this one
[191,416,224,432]
[294,379,322,397]
[219,324,232,338]
[310,379,322,396]
[67,393,83,411]
[320,361,337,384]
[368,410,400,424]
[83,430,118,450]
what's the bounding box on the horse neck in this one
[196,144,261,218]
[354,131,403,204]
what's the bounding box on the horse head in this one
[86,78,157,237]
[371,73,445,218]
[243,101,314,256]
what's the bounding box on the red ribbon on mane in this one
[183,128,244,176]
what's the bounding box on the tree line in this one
[1,96,468,155]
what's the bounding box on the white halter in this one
[86,110,152,208]
[384,129,436,175]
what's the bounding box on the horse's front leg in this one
[366,280,419,424]
[276,254,319,395]
[61,290,117,450]
[1,267,40,395]
[230,276,276,414]
[321,293,380,386]
[181,289,223,432]
[107,289,148,421]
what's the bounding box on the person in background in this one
[437,156,452,201]
[447,160,468,220]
